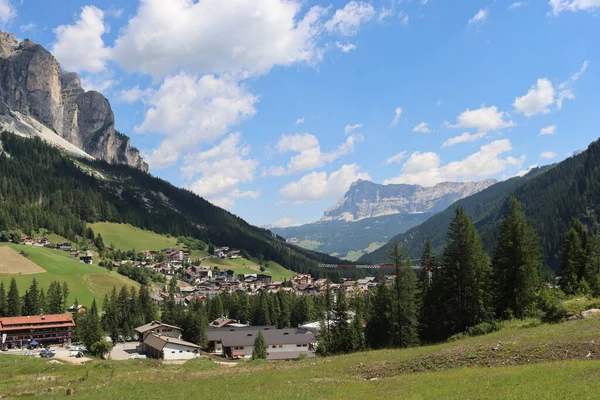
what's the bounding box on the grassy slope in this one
[89,222,178,251]
[0,244,138,307]
[3,318,600,399]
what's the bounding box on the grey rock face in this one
[0,30,148,172]
[322,179,497,222]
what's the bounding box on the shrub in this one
[447,333,466,342]
[467,321,502,337]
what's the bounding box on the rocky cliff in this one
[322,179,497,222]
[0,31,148,172]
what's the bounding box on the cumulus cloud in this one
[111,0,331,79]
[390,107,403,127]
[269,217,296,228]
[413,122,431,134]
[325,1,375,36]
[515,164,538,177]
[446,105,515,132]
[468,8,489,27]
[280,164,371,203]
[540,151,557,159]
[385,151,407,165]
[442,132,486,148]
[539,125,557,136]
[183,133,259,208]
[0,0,16,25]
[336,42,357,53]
[266,132,362,175]
[513,78,555,117]
[138,73,258,169]
[51,6,111,73]
[549,0,600,15]
[118,85,155,103]
[385,139,523,186]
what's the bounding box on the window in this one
[279,345,283,348]
[272,345,276,349]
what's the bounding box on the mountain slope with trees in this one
[0,132,344,277]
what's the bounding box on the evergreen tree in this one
[559,219,594,295]
[0,282,6,317]
[419,238,435,295]
[79,299,103,350]
[437,207,492,339]
[329,289,353,354]
[22,278,40,316]
[62,282,70,311]
[38,289,46,314]
[388,242,420,348]
[251,292,271,326]
[95,233,105,252]
[182,300,208,347]
[46,281,64,314]
[252,331,267,360]
[366,283,393,349]
[7,278,20,316]
[492,198,542,318]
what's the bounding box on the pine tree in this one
[366,283,393,349]
[0,282,6,317]
[182,300,208,347]
[419,238,435,295]
[251,292,271,326]
[62,282,70,311]
[559,219,594,295]
[22,278,40,316]
[438,207,492,338]
[387,242,420,348]
[46,281,64,314]
[7,278,20,316]
[252,331,267,360]
[492,198,542,318]
[329,289,352,354]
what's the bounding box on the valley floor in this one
[3,318,600,399]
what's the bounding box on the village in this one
[1,236,399,364]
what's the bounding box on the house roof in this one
[0,314,74,329]
[143,334,199,351]
[135,321,182,334]
[208,328,315,347]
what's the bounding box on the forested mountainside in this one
[0,132,348,277]
[361,138,600,269]
[271,213,432,261]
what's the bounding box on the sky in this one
[1,0,599,228]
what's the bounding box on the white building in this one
[142,334,200,360]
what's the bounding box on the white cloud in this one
[413,122,431,134]
[378,7,394,22]
[118,85,155,103]
[399,11,410,26]
[138,73,258,169]
[556,89,575,110]
[20,23,36,33]
[112,0,329,79]
[267,132,362,175]
[513,78,555,117]
[541,151,557,159]
[345,124,362,134]
[184,133,259,209]
[295,117,305,125]
[336,41,357,53]
[468,8,489,27]
[51,6,111,73]
[515,164,538,177]
[570,60,589,82]
[446,105,515,132]
[508,2,527,10]
[390,107,403,127]
[538,125,557,136]
[436,100,444,106]
[80,73,119,93]
[325,1,375,36]
[280,164,371,203]
[385,139,522,186]
[0,0,16,25]
[385,151,407,165]
[269,217,295,228]
[442,132,486,148]
[549,0,600,15]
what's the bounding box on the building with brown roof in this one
[0,314,75,347]
[135,321,182,342]
[142,334,200,360]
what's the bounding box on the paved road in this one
[110,342,146,361]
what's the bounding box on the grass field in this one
[2,318,600,398]
[0,247,46,274]
[0,244,139,307]
[89,222,178,251]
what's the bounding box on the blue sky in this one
[1,0,599,227]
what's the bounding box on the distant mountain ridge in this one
[0,30,147,171]
[322,179,497,222]
[273,178,495,260]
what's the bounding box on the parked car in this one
[40,349,55,358]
